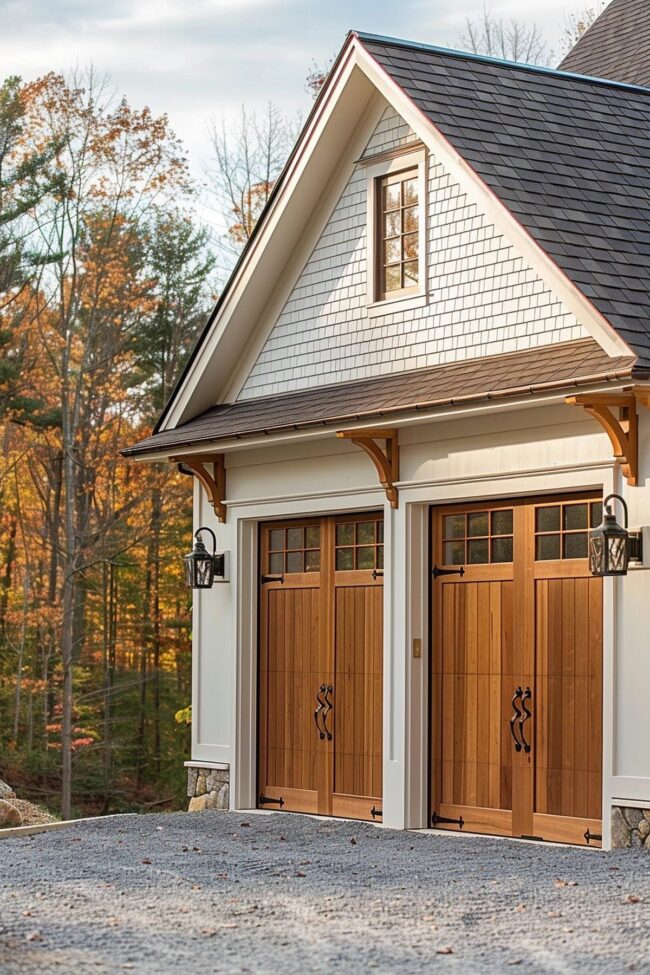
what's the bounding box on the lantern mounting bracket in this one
[565,391,640,486]
[336,428,399,508]
[173,454,226,523]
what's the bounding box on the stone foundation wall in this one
[611,806,650,849]
[187,766,230,812]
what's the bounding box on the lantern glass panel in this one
[607,534,628,574]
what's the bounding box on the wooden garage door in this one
[431,495,603,847]
[258,514,383,821]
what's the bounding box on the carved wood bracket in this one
[172,454,226,522]
[337,428,400,508]
[565,389,648,487]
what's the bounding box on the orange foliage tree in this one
[0,71,216,817]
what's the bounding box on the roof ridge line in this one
[353,29,650,96]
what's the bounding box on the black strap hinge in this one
[261,574,284,584]
[370,806,382,819]
[431,812,464,829]
[259,794,284,807]
[432,566,465,580]
[584,829,602,844]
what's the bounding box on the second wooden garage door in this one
[430,494,604,847]
[258,513,383,822]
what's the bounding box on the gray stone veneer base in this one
[611,806,650,849]
[187,766,230,812]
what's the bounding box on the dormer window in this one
[365,146,427,315]
[378,169,419,300]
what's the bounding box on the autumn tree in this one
[21,69,191,817]
[206,104,298,258]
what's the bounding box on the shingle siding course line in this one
[360,37,650,366]
[237,105,587,401]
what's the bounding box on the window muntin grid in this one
[268,525,321,574]
[377,169,419,300]
[535,501,603,561]
[335,519,384,571]
[442,509,514,566]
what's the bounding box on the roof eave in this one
[122,364,638,461]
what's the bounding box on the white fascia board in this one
[353,43,633,362]
[161,39,374,432]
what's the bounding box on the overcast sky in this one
[0,0,603,227]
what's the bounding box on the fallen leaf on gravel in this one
[548,911,562,918]
[625,894,642,904]
[436,947,453,955]
[507,960,522,966]
[563,928,574,934]
[240,822,251,828]
[296,871,306,877]
[21,910,32,917]
[514,904,526,912]
[201,929,217,936]
[554,879,578,888]
[25,932,42,942]
[279,835,286,842]
[350,838,357,845]
[141,858,151,864]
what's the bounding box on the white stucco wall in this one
[238,106,587,400]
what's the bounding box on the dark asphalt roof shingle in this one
[560,0,650,86]
[359,32,650,367]
[123,339,637,456]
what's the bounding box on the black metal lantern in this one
[184,527,226,589]
[589,494,642,577]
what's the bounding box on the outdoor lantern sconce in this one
[184,527,229,589]
[589,494,643,578]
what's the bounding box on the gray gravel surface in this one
[0,810,649,974]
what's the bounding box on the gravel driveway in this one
[0,810,648,974]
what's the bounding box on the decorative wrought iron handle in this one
[510,688,523,752]
[519,687,532,754]
[314,685,327,740]
[322,685,333,741]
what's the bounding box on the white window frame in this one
[365,147,428,318]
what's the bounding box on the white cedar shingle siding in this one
[237,107,588,401]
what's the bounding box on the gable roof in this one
[360,33,650,370]
[123,339,637,457]
[135,31,650,455]
[560,0,650,85]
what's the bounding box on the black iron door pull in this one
[322,685,333,741]
[510,688,524,752]
[314,685,327,740]
[519,688,532,754]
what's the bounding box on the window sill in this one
[367,293,428,318]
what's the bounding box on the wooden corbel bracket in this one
[172,454,226,522]
[565,391,640,486]
[337,428,399,508]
